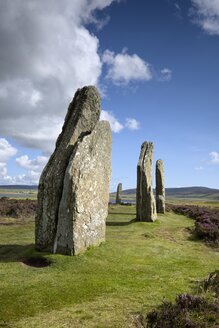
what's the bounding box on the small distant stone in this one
[116,183,122,204]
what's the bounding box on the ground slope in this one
[0,206,218,327]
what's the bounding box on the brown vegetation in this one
[0,197,37,219]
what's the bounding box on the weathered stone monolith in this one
[116,183,122,204]
[156,159,165,213]
[136,142,157,222]
[55,121,112,255]
[35,86,101,252]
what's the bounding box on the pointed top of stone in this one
[156,159,163,165]
[138,141,154,167]
[56,85,101,148]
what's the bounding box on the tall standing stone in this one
[136,142,157,222]
[55,121,112,255]
[156,159,165,213]
[35,86,101,252]
[116,183,122,204]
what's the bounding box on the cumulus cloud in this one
[2,170,41,185]
[191,0,219,35]
[100,111,141,133]
[100,110,124,133]
[0,138,17,162]
[0,138,17,183]
[0,0,119,154]
[209,151,219,164]
[0,139,48,185]
[102,49,152,85]
[0,154,49,185]
[125,118,140,130]
[0,163,7,178]
[16,155,48,171]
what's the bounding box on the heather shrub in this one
[0,198,37,218]
[136,270,219,327]
[144,294,219,328]
[167,204,219,244]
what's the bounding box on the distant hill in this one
[164,186,219,199]
[0,185,38,190]
[1,185,219,201]
[111,186,219,201]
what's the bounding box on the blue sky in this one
[0,0,218,190]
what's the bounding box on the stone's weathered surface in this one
[54,121,112,255]
[156,159,165,213]
[116,183,122,204]
[35,86,101,252]
[136,142,157,222]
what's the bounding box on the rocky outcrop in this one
[156,159,165,213]
[55,121,112,255]
[116,183,122,204]
[136,142,157,222]
[35,86,112,255]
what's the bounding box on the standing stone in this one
[136,142,157,222]
[35,86,101,252]
[55,121,112,255]
[156,159,165,213]
[116,183,122,204]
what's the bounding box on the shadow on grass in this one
[0,243,35,262]
[106,218,137,226]
[0,244,53,268]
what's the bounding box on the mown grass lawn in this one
[0,205,218,328]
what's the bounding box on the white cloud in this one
[0,138,17,183]
[102,49,152,85]
[16,155,48,171]
[100,110,124,133]
[0,0,118,154]
[0,138,17,162]
[1,170,41,185]
[0,154,49,185]
[191,0,219,35]
[0,163,7,177]
[125,118,140,130]
[100,112,140,133]
[209,151,219,164]
[159,68,172,81]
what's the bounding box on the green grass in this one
[0,205,218,327]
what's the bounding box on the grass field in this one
[110,192,219,208]
[0,188,37,200]
[0,205,219,327]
